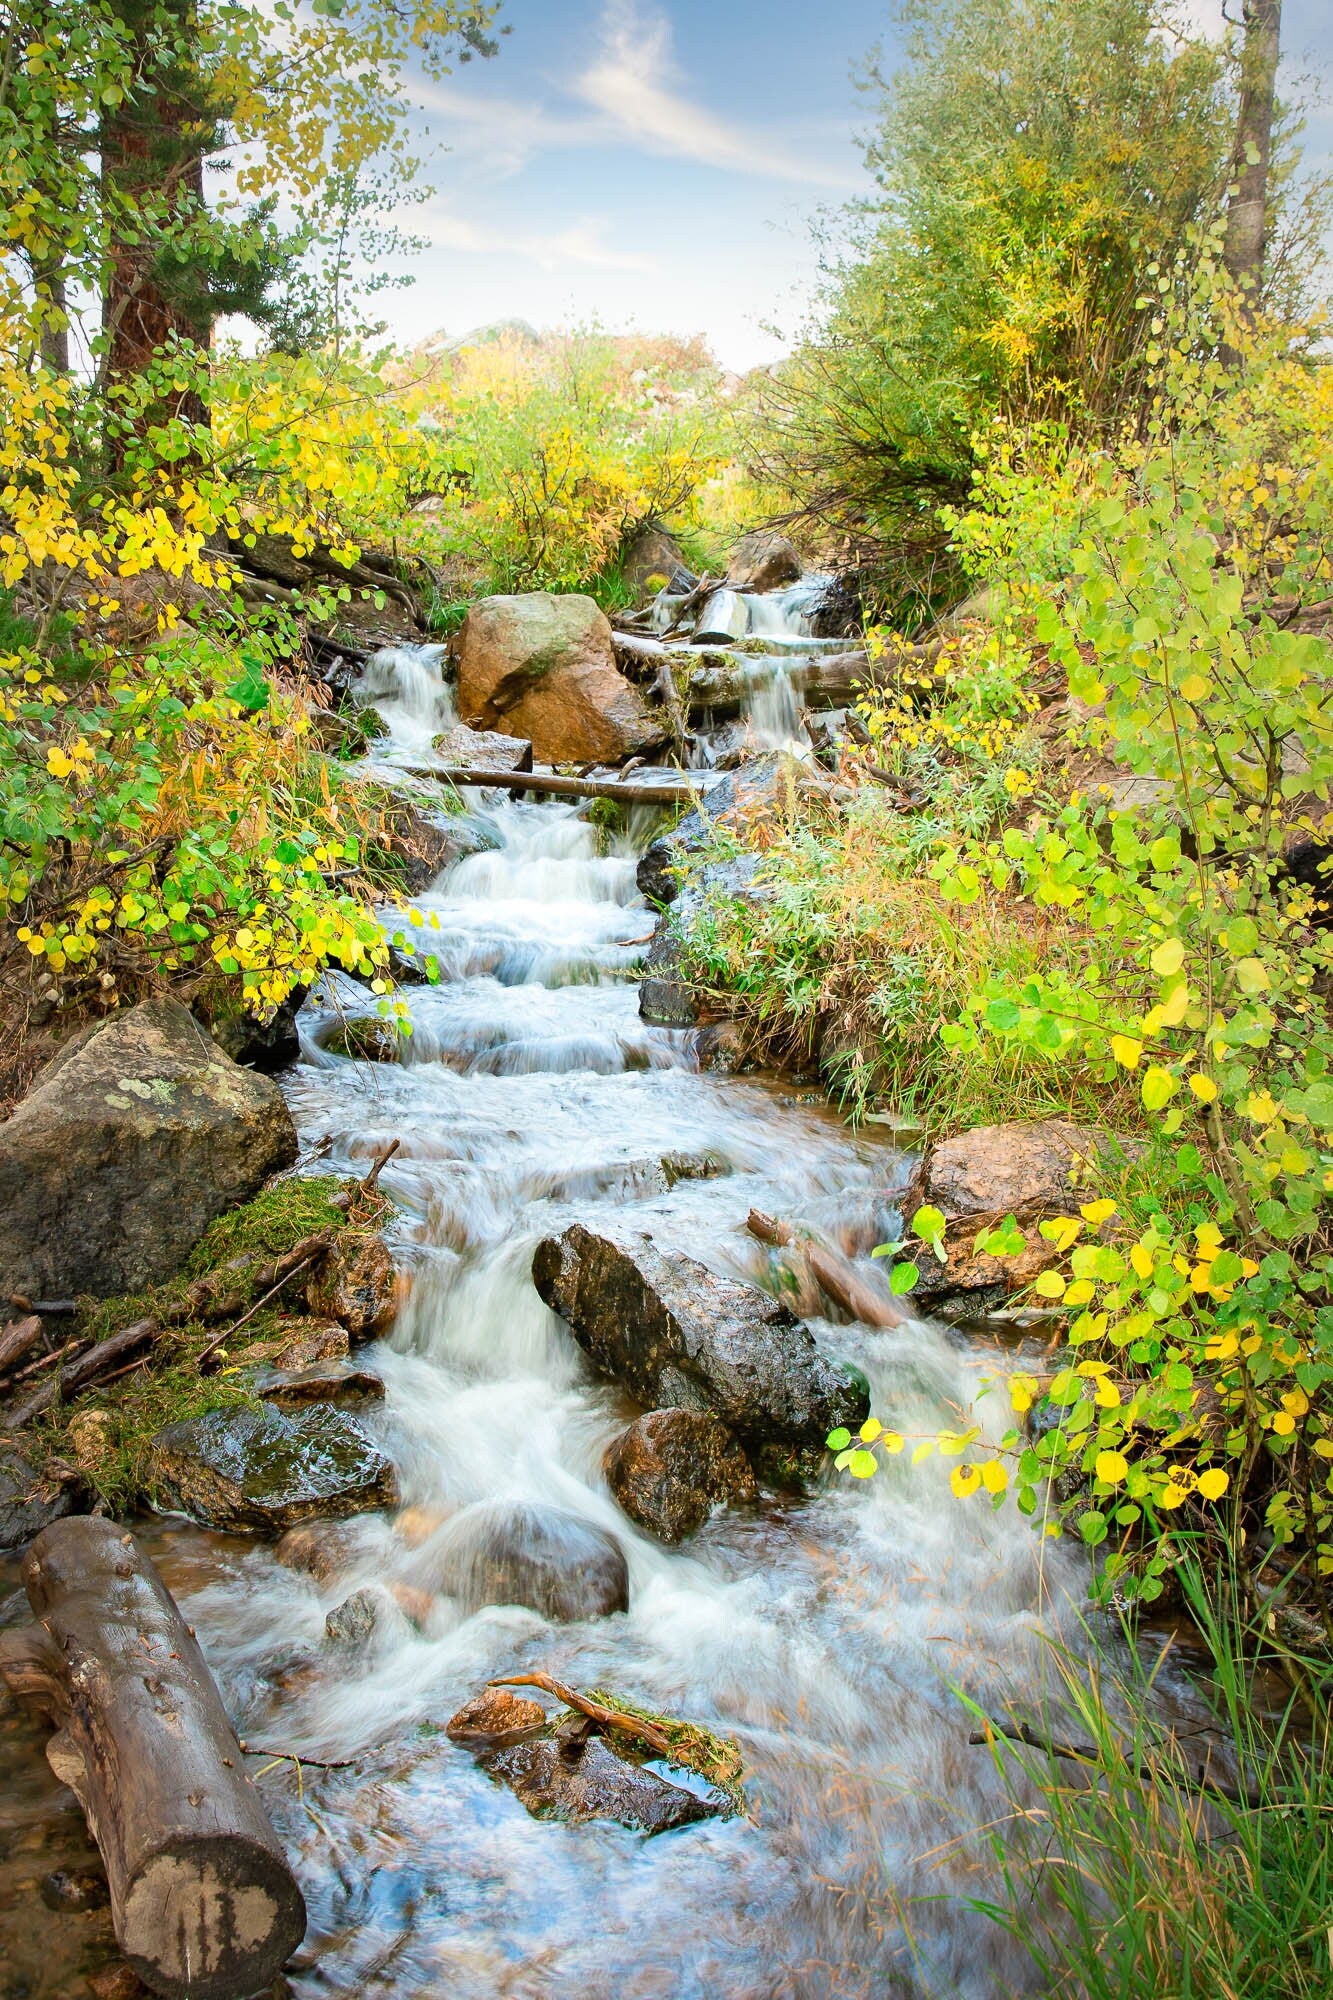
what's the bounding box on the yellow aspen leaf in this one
[1032,1271,1067,1299]
[951,1465,982,1498]
[1150,939,1185,975]
[1095,1378,1121,1409]
[1158,1482,1188,1510]
[1189,1074,1218,1102]
[1197,1468,1229,1500]
[1080,1199,1117,1225]
[880,1431,904,1455]
[1271,1412,1296,1436]
[1130,1243,1155,1280]
[980,1461,1008,1494]
[1095,1451,1128,1485]
[1178,673,1210,701]
[1110,1034,1142,1068]
[860,1417,883,1443]
[1064,1280,1096,1305]
[1281,1389,1309,1417]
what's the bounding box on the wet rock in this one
[412,1499,629,1622]
[621,525,696,602]
[659,1150,728,1187]
[901,1120,1130,1318]
[694,1021,748,1072]
[639,852,768,1029]
[0,997,298,1302]
[486,1732,719,1835]
[446,1686,547,1746]
[274,1515,385,1582]
[432,721,534,773]
[235,1319,350,1370]
[457,593,663,765]
[0,1446,78,1554]
[197,987,307,1074]
[376,797,477,896]
[324,1583,400,1653]
[636,756,784,906]
[393,1503,447,1548]
[798,572,860,638]
[317,1016,403,1063]
[305,1230,399,1341]
[252,1363,385,1412]
[532,1224,868,1460]
[604,1408,757,1544]
[40,1866,109,1913]
[725,530,802,594]
[149,1403,399,1534]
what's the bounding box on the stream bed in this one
[1,616,1122,2000]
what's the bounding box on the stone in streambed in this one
[252,1362,385,1412]
[306,1230,400,1341]
[604,1408,757,1544]
[323,1583,403,1654]
[446,1687,547,1746]
[317,1017,403,1063]
[432,721,533,772]
[486,1731,719,1835]
[532,1224,868,1465]
[408,1499,629,1622]
[274,1513,388,1582]
[636,755,785,906]
[149,1404,398,1534]
[0,996,297,1301]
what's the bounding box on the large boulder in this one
[900,1121,1126,1319]
[376,797,497,895]
[604,1408,756,1544]
[532,1224,867,1463]
[148,1403,399,1534]
[409,1499,629,1622]
[457,593,662,765]
[431,722,533,774]
[726,530,802,594]
[638,851,767,1029]
[0,999,297,1301]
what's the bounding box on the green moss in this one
[584,1688,748,1816]
[38,1174,392,1513]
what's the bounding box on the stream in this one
[1,595,1145,1999]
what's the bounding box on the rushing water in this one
[1,613,1134,2000]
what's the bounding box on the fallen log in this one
[611,629,668,667]
[0,1518,306,2000]
[400,764,703,806]
[7,1317,160,1429]
[747,1210,910,1329]
[0,1314,43,1377]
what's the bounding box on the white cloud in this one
[416,202,658,273]
[571,0,859,188]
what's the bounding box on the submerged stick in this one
[969,1718,1263,1810]
[487,1673,675,1758]
[747,1210,910,1329]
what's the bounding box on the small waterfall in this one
[353,643,457,759]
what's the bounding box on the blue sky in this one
[385,0,1333,370]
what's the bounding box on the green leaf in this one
[826,1428,852,1451]
[889,1261,920,1295]
[848,1450,878,1479]
[985,997,1022,1031]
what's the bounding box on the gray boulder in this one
[148,1403,399,1534]
[0,998,297,1301]
[638,851,767,1029]
[410,1499,629,1622]
[636,756,783,905]
[432,721,533,773]
[604,1408,756,1543]
[532,1225,867,1462]
[457,593,662,766]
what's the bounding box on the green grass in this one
[35,1174,391,1511]
[967,1569,1333,1998]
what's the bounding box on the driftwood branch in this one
[0,1314,43,1377]
[747,1210,910,1329]
[402,765,702,806]
[8,1318,159,1429]
[969,1718,1263,1810]
[488,1673,674,1758]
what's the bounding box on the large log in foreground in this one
[0,1517,306,2000]
[402,763,704,806]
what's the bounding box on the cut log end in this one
[119,1838,307,2000]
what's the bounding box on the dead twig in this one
[487,1673,675,1758]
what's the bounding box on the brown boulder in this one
[0,997,297,1301]
[901,1121,1126,1320]
[457,593,662,765]
[148,1404,398,1534]
[604,1408,756,1543]
[306,1230,400,1341]
[726,530,802,593]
